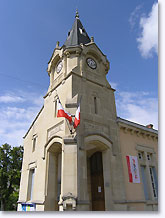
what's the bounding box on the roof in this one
[117,117,158,134]
[64,10,91,47]
[23,105,44,139]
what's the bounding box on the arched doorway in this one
[85,134,113,211]
[46,142,62,211]
[90,152,105,211]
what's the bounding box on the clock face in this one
[56,61,63,73]
[86,58,97,69]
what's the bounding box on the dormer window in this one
[79,28,86,36]
[67,30,72,38]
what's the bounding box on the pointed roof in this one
[64,10,91,47]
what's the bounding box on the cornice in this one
[44,71,115,99]
[117,117,158,141]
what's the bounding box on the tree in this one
[0,143,23,211]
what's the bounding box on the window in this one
[57,153,62,201]
[32,137,37,152]
[67,30,72,38]
[147,153,151,161]
[54,99,57,117]
[27,169,35,201]
[79,27,86,36]
[149,167,158,198]
[138,152,143,160]
[94,97,97,114]
[137,145,158,201]
[141,166,149,200]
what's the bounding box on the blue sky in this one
[0,0,158,146]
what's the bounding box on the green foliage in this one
[0,143,23,211]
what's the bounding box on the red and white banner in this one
[57,99,72,124]
[74,103,80,129]
[126,155,140,183]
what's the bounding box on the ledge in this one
[114,199,158,205]
[146,200,158,205]
[77,200,90,205]
[114,200,146,204]
[63,136,77,144]
[65,94,79,108]
[17,200,45,204]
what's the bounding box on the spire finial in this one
[75,9,79,19]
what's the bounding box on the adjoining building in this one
[17,11,158,211]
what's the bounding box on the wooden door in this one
[90,152,105,211]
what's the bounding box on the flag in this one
[57,98,72,124]
[74,103,80,128]
[126,155,140,183]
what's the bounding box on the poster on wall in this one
[21,203,36,211]
[126,155,140,183]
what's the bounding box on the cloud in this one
[0,91,44,105]
[14,90,44,106]
[0,94,24,103]
[0,90,44,147]
[0,128,26,147]
[110,82,118,89]
[136,2,158,58]
[129,4,143,30]
[116,91,158,129]
[0,106,40,121]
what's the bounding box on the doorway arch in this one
[85,134,113,211]
[45,137,63,211]
[90,151,105,211]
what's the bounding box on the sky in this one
[0,0,158,147]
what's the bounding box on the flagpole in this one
[79,95,82,104]
[66,118,73,135]
[56,90,82,135]
[56,91,73,135]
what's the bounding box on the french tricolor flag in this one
[57,99,72,124]
[74,103,80,129]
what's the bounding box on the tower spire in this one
[64,10,90,47]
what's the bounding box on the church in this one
[17,11,158,211]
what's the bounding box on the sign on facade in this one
[126,155,140,183]
[19,203,36,211]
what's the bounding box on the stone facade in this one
[116,118,158,211]
[17,13,158,211]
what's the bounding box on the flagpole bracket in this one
[63,137,77,144]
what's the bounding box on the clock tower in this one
[18,11,126,211]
